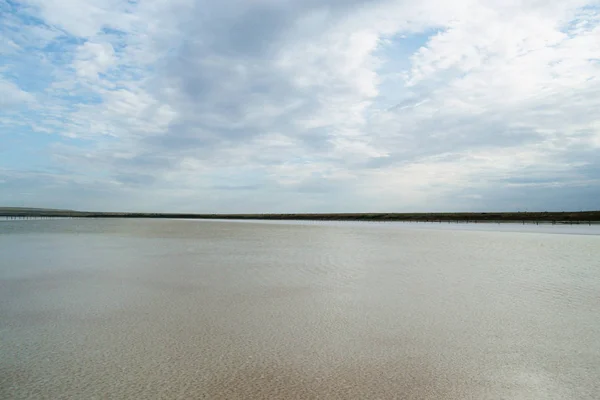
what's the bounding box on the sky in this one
[1,0,599,213]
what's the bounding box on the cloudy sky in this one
[1,0,599,213]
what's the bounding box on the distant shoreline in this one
[1,208,599,224]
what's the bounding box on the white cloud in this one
[0,38,20,54]
[0,78,35,107]
[74,42,116,80]
[19,0,136,38]
[2,0,600,212]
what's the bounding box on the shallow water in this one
[1,219,599,399]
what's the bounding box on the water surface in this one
[1,219,599,399]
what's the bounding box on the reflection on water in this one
[1,219,599,399]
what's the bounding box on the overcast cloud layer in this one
[1,0,599,212]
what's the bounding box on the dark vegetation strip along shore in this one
[1,208,600,223]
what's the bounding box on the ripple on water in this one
[1,219,600,399]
